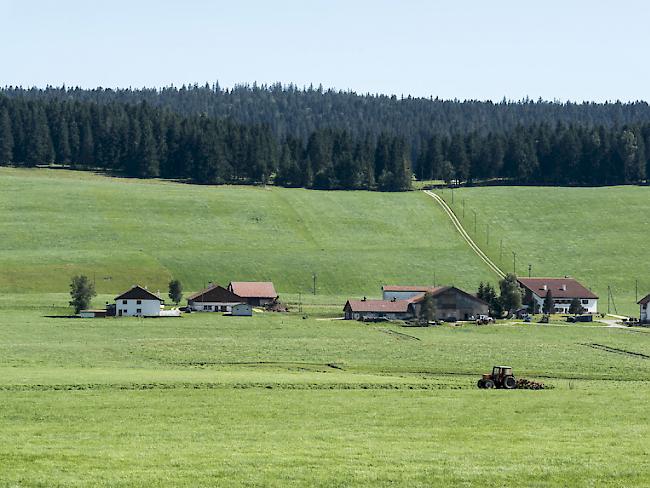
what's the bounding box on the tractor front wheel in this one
[483,379,495,389]
[503,376,517,389]
[477,379,485,389]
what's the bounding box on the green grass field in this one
[2,168,650,486]
[439,185,650,316]
[1,300,650,487]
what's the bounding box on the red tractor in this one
[477,366,517,389]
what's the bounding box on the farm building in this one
[114,285,163,317]
[227,282,278,306]
[638,294,650,323]
[79,309,107,318]
[187,283,245,312]
[346,286,488,321]
[344,298,416,321]
[517,277,598,314]
[230,303,253,316]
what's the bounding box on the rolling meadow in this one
[1,167,650,486]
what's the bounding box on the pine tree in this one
[0,107,14,164]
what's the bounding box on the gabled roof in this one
[383,285,488,305]
[344,299,412,313]
[115,285,163,301]
[517,278,598,299]
[382,285,444,293]
[638,293,650,305]
[187,284,243,303]
[228,282,277,299]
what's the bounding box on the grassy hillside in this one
[440,186,650,316]
[0,167,495,297]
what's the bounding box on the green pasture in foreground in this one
[1,296,650,486]
[0,167,494,297]
[440,185,650,316]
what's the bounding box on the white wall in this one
[115,299,161,317]
[641,303,648,322]
[532,295,598,314]
[189,301,241,312]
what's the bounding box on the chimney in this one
[362,296,367,301]
[543,285,547,291]
[561,284,567,291]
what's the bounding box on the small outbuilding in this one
[227,281,278,306]
[230,303,253,316]
[79,309,107,318]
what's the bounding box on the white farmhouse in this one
[114,285,163,317]
[518,277,598,314]
[638,294,650,323]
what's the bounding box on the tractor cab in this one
[478,365,516,389]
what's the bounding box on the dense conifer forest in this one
[1,84,649,189]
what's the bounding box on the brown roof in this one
[228,282,277,299]
[382,285,444,293]
[115,285,163,301]
[517,278,598,299]
[187,284,243,303]
[344,299,412,313]
[638,293,650,305]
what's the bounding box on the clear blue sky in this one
[1,0,648,101]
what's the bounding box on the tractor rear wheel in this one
[477,379,485,389]
[503,376,516,389]
[483,379,495,389]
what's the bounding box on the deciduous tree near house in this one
[69,275,96,314]
[499,273,523,314]
[419,292,436,324]
[168,279,183,306]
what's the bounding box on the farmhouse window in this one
[136,308,141,314]
[122,300,127,304]
[581,299,588,304]
[137,300,141,304]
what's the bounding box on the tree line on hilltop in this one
[0,92,649,190]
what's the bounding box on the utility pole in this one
[299,292,302,313]
[472,210,477,234]
[636,279,638,302]
[500,239,503,263]
[451,187,454,205]
[486,224,489,246]
[607,285,611,314]
[512,252,517,275]
[312,273,317,295]
[433,271,436,287]
[462,199,465,219]
[528,264,532,278]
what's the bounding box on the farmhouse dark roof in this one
[187,284,243,303]
[115,285,163,301]
[344,299,412,313]
[638,293,650,305]
[517,278,598,299]
[228,282,277,299]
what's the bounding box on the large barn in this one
[345,285,488,322]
